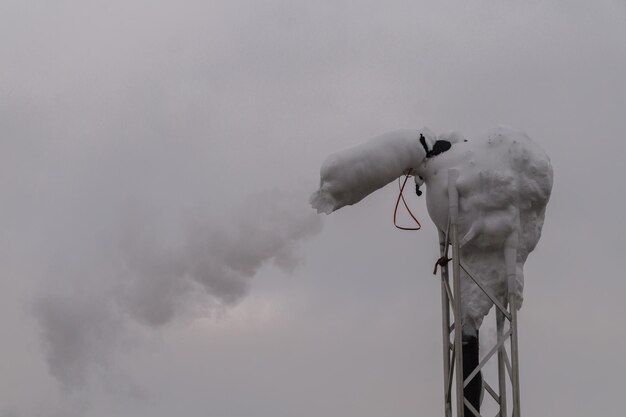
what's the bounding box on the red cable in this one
[394,174,422,231]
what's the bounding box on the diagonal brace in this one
[460,263,511,321]
[464,329,512,388]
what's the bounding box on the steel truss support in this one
[438,169,522,417]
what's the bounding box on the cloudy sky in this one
[1,0,625,416]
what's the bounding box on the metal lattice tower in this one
[437,169,522,417]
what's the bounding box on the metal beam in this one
[449,169,465,417]
[439,228,453,415]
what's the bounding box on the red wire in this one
[394,174,422,231]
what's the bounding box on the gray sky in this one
[1,0,625,416]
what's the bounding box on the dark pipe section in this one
[430,140,452,156]
[419,133,452,158]
[463,334,482,416]
[419,134,430,155]
[415,176,423,196]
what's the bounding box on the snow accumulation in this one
[311,126,553,333]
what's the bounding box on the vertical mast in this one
[437,168,522,417]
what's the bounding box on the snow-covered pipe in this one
[310,129,432,214]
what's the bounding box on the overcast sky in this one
[1,0,626,416]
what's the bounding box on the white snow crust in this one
[310,129,430,214]
[311,126,553,333]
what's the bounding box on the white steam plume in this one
[34,189,321,387]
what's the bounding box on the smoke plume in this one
[34,188,322,388]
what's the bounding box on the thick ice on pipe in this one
[310,129,431,214]
[311,126,553,333]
